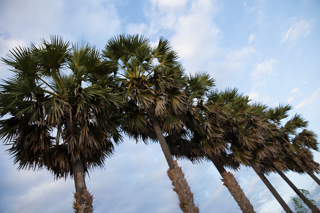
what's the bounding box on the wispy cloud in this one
[151,0,188,8]
[296,88,320,109]
[247,89,270,103]
[204,46,256,88]
[251,59,277,81]
[291,88,300,93]
[288,97,294,103]
[126,23,148,35]
[243,0,266,25]
[248,34,256,44]
[0,0,122,48]
[281,19,313,44]
[248,59,276,103]
[147,0,224,74]
[0,36,27,79]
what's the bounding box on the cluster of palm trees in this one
[0,35,319,213]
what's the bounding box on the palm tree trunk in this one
[306,170,320,186]
[167,160,200,213]
[148,110,199,213]
[276,168,319,213]
[66,115,93,212]
[148,111,175,169]
[210,155,255,213]
[72,160,93,213]
[250,162,293,213]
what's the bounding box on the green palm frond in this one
[284,114,308,134]
[1,46,39,78]
[185,72,215,100]
[152,37,178,67]
[231,145,251,166]
[266,104,292,125]
[162,114,184,134]
[0,36,123,179]
[293,129,318,151]
[103,34,150,62]
[35,35,70,72]
[71,42,91,68]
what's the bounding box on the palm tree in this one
[259,105,320,212]
[208,88,273,213]
[243,104,319,213]
[207,90,295,213]
[168,83,256,212]
[291,131,320,186]
[0,36,122,212]
[217,101,295,213]
[103,34,199,213]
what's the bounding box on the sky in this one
[0,0,320,212]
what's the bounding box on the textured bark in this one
[221,172,255,213]
[149,111,198,212]
[307,170,320,186]
[73,188,93,213]
[72,160,93,213]
[251,162,293,213]
[168,161,199,213]
[211,156,255,213]
[148,110,175,169]
[276,169,319,213]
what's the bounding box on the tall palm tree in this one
[168,83,256,212]
[290,131,320,185]
[259,105,320,212]
[208,88,271,213]
[208,90,295,213]
[0,36,122,212]
[103,34,199,213]
[243,104,319,213]
[216,101,295,213]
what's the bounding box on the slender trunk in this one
[210,156,255,213]
[276,169,319,213]
[67,115,93,213]
[250,162,293,213]
[307,170,320,186]
[72,160,93,213]
[73,160,87,204]
[148,110,175,169]
[148,110,199,213]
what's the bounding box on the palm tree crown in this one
[0,36,122,212]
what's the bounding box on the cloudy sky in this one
[0,0,320,212]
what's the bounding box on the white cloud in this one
[147,0,257,89]
[153,0,222,72]
[291,88,300,93]
[296,88,320,109]
[248,34,256,44]
[248,59,276,104]
[288,97,294,103]
[248,90,260,101]
[251,59,277,81]
[248,90,270,103]
[126,23,148,35]
[151,0,187,8]
[243,1,265,25]
[0,36,27,79]
[281,19,313,44]
[208,47,255,87]
[146,0,192,33]
[0,0,122,48]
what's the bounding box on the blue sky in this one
[0,0,320,212]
